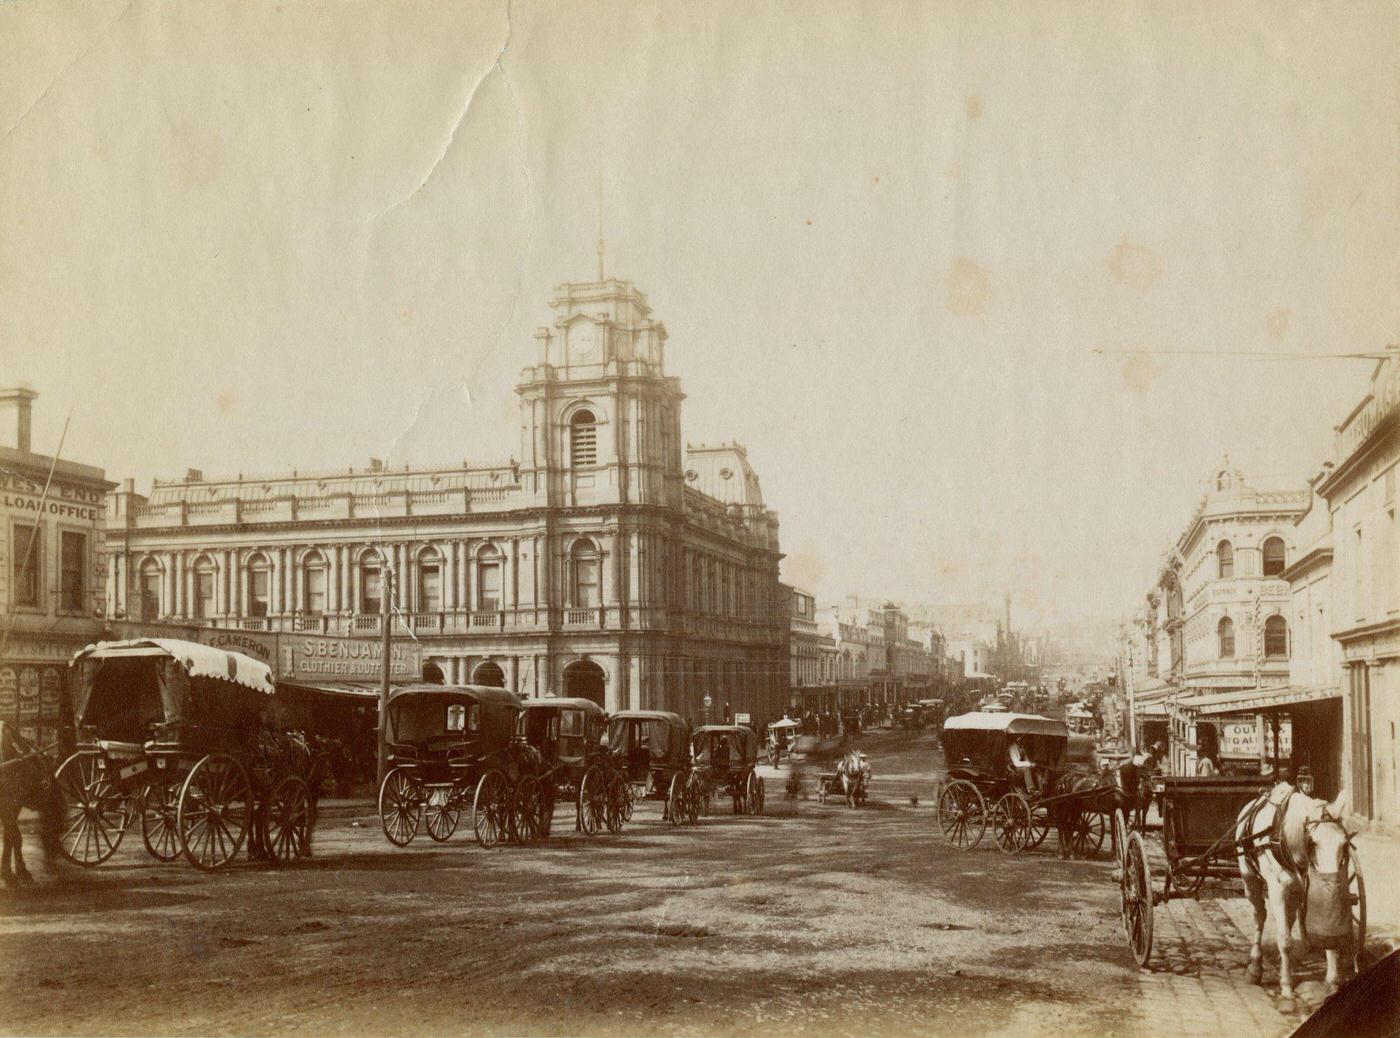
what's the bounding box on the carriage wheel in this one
[685,774,703,825]
[176,754,252,872]
[577,767,606,836]
[667,773,686,827]
[1112,808,1129,868]
[751,774,766,816]
[424,786,461,843]
[993,793,1032,855]
[1066,808,1106,859]
[1121,829,1154,968]
[604,775,629,834]
[513,776,547,843]
[55,752,128,867]
[266,775,312,865]
[139,781,182,862]
[377,768,421,847]
[1347,852,1366,970]
[472,770,509,848]
[937,780,986,850]
[1026,805,1051,850]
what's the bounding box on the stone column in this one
[350,552,361,614]
[238,553,249,618]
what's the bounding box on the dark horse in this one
[0,722,63,886]
[1048,758,1155,860]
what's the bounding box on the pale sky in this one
[3,0,1396,636]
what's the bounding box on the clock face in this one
[571,323,597,361]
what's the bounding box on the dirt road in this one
[0,729,1288,1037]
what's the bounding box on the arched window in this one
[1262,537,1286,577]
[360,554,383,614]
[302,550,327,615]
[570,409,597,468]
[139,559,162,621]
[473,660,505,688]
[1264,615,1289,658]
[1217,541,1234,579]
[1218,617,1235,659]
[571,538,600,608]
[192,556,216,619]
[246,553,270,617]
[477,546,502,611]
[417,549,442,613]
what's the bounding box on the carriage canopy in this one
[692,724,760,768]
[941,712,1069,775]
[606,710,690,765]
[521,697,608,764]
[385,684,523,749]
[70,638,274,740]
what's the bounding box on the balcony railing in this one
[470,610,504,630]
[564,607,601,628]
[410,612,442,631]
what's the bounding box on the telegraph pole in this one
[376,565,394,785]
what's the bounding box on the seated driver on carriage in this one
[1007,736,1045,795]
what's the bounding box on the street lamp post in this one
[702,693,712,726]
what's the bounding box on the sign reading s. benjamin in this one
[283,633,423,683]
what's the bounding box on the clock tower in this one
[515,277,685,510]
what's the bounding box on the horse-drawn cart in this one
[937,712,1114,856]
[1116,775,1366,972]
[607,710,696,825]
[61,639,313,871]
[520,698,629,836]
[377,684,543,849]
[691,725,765,816]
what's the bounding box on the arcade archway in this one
[562,660,606,707]
[473,661,506,688]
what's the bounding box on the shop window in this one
[570,410,597,468]
[571,539,599,608]
[139,560,162,621]
[1262,537,1286,577]
[1217,617,1235,659]
[303,554,327,615]
[11,523,41,608]
[60,531,85,612]
[1217,540,1234,579]
[477,547,502,611]
[1264,615,1289,658]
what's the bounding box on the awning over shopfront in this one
[1176,684,1340,718]
[279,679,397,700]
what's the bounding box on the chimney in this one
[368,457,384,473]
[183,468,204,482]
[0,386,38,453]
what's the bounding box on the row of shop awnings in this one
[1131,681,1340,719]
[280,680,393,700]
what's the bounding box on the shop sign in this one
[40,667,63,718]
[195,629,276,668]
[17,667,40,717]
[1220,719,1293,759]
[0,472,105,522]
[0,667,15,711]
[282,633,423,683]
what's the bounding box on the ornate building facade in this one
[104,277,788,719]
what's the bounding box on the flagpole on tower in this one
[596,147,605,281]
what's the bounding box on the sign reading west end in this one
[0,473,105,522]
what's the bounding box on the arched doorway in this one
[562,660,606,707]
[422,662,445,684]
[473,661,506,688]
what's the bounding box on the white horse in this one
[1236,784,1356,1008]
[835,750,870,807]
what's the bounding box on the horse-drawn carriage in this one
[937,711,1113,856]
[377,683,544,849]
[59,638,313,871]
[690,724,765,816]
[520,698,629,836]
[1117,775,1367,983]
[817,749,870,807]
[606,710,697,825]
[766,717,800,767]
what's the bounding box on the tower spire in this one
[596,149,605,281]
